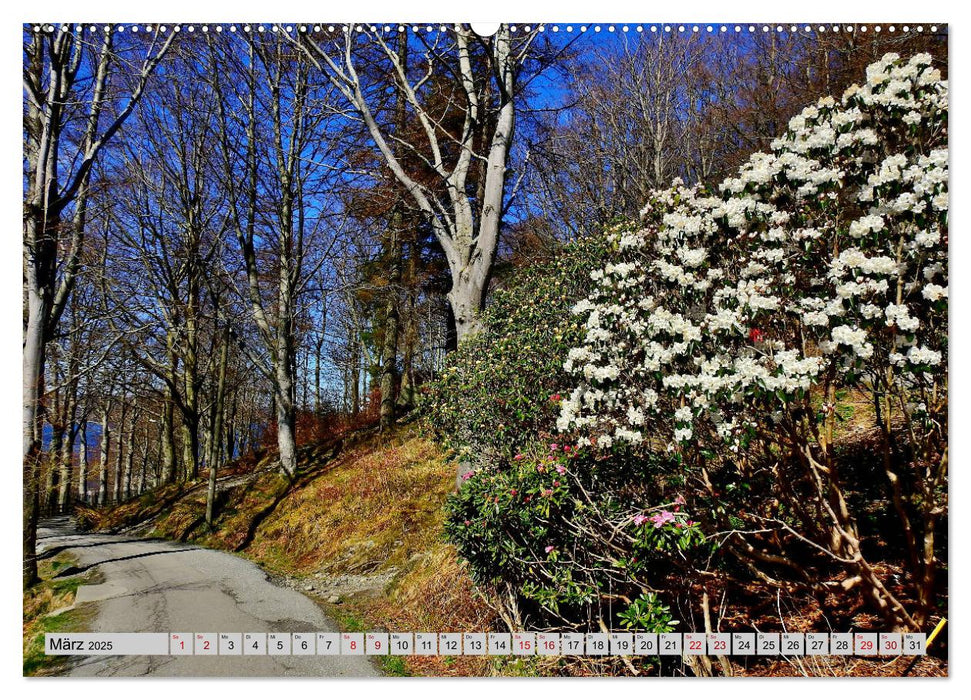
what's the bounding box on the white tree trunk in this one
[77,422,88,502]
[275,333,298,479]
[447,275,486,342]
[97,406,111,506]
[22,259,45,585]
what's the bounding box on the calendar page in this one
[21,8,949,683]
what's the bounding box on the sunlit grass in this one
[23,554,99,676]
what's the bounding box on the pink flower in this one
[549,394,561,402]
[633,514,649,526]
[650,510,676,528]
[552,480,560,487]
[550,443,559,451]
[674,494,686,505]
[545,545,555,554]
[514,453,525,461]
[555,465,566,475]
[542,489,553,497]
[461,471,475,481]
[464,520,471,526]
[510,489,518,496]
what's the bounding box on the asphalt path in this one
[37,517,378,677]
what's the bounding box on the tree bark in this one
[275,339,298,478]
[396,240,419,411]
[45,426,63,517]
[161,350,178,483]
[97,402,112,506]
[122,409,137,500]
[77,418,88,503]
[57,420,77,514]
[113,401,128,503]
[207,327,230,525]
[350,339,361,416]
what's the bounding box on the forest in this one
[23,22,948,677]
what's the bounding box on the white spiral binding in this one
[30,24,944,36]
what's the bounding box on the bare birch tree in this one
[209,34,344,478]
[292,24,537,343]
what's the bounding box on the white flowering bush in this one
[559,54,947,631]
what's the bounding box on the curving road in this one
[36,517,378,677]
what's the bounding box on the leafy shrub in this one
[444,443,706,631]
[426,233,613,463]
[430,233,702,631]
[617,592,678,632]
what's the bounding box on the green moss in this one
[332,609,368,633]
[380,656,411,676]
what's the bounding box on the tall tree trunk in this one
[350,338,361,416]
[56,370,79,512]
[207,327,230,526]
[182,270,200,479]
[161,385,177,483]
[45,426,64,517]
[379,218,402,432]
[97,403,112,506]
[113,401,128,504]
[397,240,419,411]
[137,441,148,495]
[314,311,325,415]
[226,391,238,463]
[122,409,137,500]
[378,35,408,432]
[77,418,88,504]
[275,340,298,479]
[57,421,77,514]
[23,193,54,587]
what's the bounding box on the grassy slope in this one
[81,424,497,676]
[23,554,100,676]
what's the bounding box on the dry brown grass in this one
[83,425,497,676]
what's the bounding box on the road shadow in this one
[37,539,171,562]
[55,546,202,578]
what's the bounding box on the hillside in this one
[77,424,497,676]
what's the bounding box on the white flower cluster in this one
[559,54,948,453]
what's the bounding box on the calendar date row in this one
[47,631,926,657]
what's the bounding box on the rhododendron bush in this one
[428,234,611,463]
[431,235,707,632]
[558,53,947,630]
[445,444,707,632]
